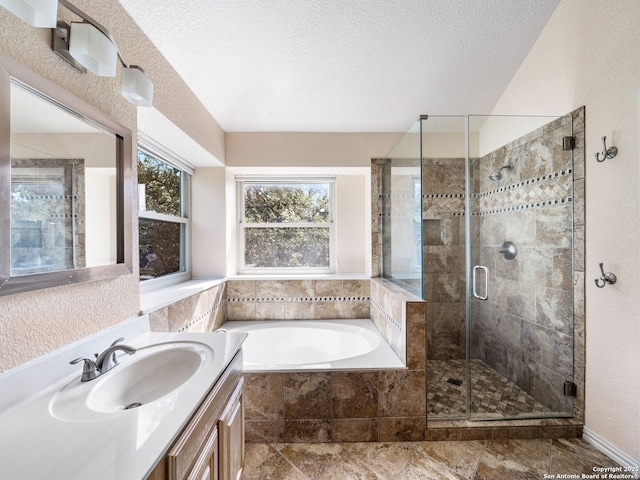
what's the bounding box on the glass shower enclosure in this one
[381,114,576,421]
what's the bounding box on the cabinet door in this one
[187,427,219,480]
[218,386,244,480]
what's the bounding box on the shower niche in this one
[377,111,584,423]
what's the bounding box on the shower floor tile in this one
[427,359,551,418]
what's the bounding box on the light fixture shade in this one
[0,0,57,27]
[69,21,117,77]
[121,66,153,107]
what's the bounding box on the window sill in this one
[140,277,225,314]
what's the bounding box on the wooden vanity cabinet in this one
[218,383,244,480]
[147,352,244,480]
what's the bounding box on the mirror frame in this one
[0,52,132,295]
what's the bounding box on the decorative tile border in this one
[175,295,226,333]
[227,296,370,303]
[422,169,574,217]
[369,298,402,331]
[176,306,215,333]
[477,168,573,197]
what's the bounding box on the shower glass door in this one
[421,114,576,421]
[467,115,575,420]
[420,115,469,419]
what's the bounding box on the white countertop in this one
[0,316,246,480]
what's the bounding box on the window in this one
[237,176,335,274]
[137,145,191,285]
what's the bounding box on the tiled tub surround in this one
[370,278,426,366]
[226,279,371,321]
[147,281,227,333]
[242,279,427,443]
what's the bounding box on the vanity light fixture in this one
[0,0,58,28]
[48,0,154,106]
[121,65,154,107]
[68,21,117,77]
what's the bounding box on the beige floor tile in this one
[280,443,348,479]
[243,443,280,473]
[474,448,542,480]
[316,455,385,480]
[242,439,620,480]
[347,442,413,478]
[242,450,307,480]
[551,438,622,467]
[412,440,485,479]
[550,442,621,476]
[484,439,551,474]
[397,451,467,480]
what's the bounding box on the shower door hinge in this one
[563,380,577,397]
[562,136,576,150]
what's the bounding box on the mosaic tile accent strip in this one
[176,306,215,333]
[173,292,227,333]
[422,193,466,218]
[427,359,550,418]
[422,169,573,217]
[476,169,573,215]
[369,298,402,331]
[228,296,370,303]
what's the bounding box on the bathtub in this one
[222,319,405,372]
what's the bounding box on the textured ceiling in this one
[119,0,560,132]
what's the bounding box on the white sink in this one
[50,341,213,422]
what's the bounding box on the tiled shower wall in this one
[421,158,467,360]
[470,110,585,414]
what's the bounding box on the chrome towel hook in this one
[594,263,617,288]
[595,136,618,162]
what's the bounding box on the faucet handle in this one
[70,357,98,382]
[110,337,125,346]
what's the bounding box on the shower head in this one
[489,164,513,181]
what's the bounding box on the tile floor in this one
[428,359,551,419]
[242,437,624,479]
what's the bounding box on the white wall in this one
[489,0,640,461]
[191,167,227,277]
[225,132,402,168]
[225,132,401,277]
[335,174,370,274]
[0,0,223,373]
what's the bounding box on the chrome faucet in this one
[70,337,136,382]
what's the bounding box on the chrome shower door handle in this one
[472,265,488,300]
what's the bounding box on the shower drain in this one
[124,402,143,410]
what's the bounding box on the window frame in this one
[137,141,192,290]
[237,175,336,275]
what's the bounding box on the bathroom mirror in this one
[0,53,132,295]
